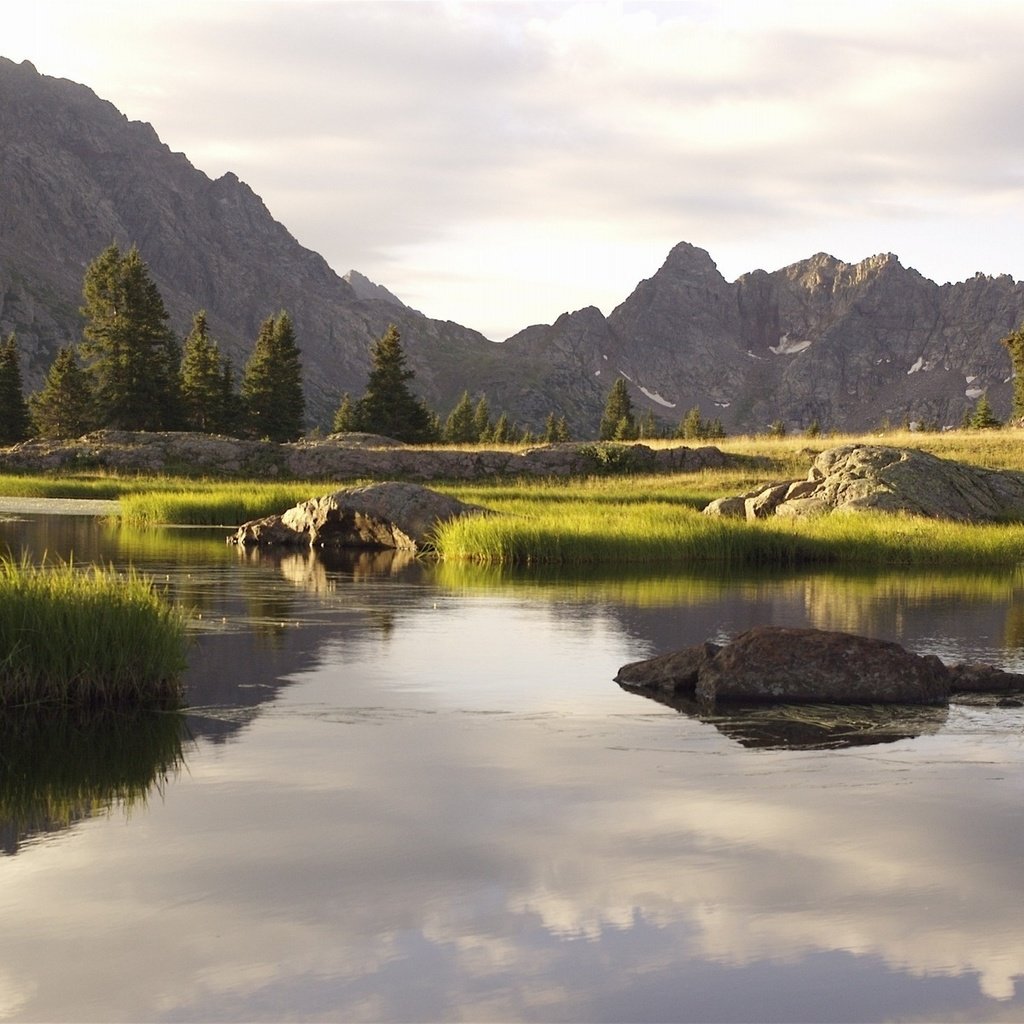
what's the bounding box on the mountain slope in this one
[3,56,1024,436]
[0,57,496,424]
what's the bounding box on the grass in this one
[431,486,1024,567]
[118,482,323,526]
[6,428,1024,567]
[0,557,189,709]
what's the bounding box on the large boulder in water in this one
[616,626,1024,706]
[703,444,1024,522]
[229,481,489,551]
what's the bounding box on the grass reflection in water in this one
[0,709,188,854]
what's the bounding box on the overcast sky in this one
[6,1,1024,339]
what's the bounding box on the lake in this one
[1,509,1023,1022]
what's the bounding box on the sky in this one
[5,1,1024,341]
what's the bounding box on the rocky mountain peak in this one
[342,270,409,310]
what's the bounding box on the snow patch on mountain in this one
[770,333,812,355]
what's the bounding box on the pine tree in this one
[351,324,435,443]
[599,378,635,440]
[241,311,306,441]
[29,347,93,439]
[443,391,478,443]
[490,412,513,444]
[543,412,559,442]
[180,311,228,432]
[0,333,30,443]
[472,396,492,442]
[332,392,356,433]
[217,357,245,437]
[677,407,705,440]
[637,410,659,439]
[967,392,1001,429]
[79,244,182,430]
[1001,323,1024,422]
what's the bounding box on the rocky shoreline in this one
[0,430,732,480]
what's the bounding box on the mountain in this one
[3,56,1024,436]
[0,57,498,426]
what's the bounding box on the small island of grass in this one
[0,558,188,710]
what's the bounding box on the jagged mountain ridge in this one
[3,55,1024,435]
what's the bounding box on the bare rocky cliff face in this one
[3,56,1024,435]
[504,242,1024,433]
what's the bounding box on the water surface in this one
[1,511,1022,1022]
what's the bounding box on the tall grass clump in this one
[118,483,317,526]
[434,482,1024,568]
[0,558,188,709]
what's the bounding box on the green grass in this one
[7,429,1024,567]
[0,558,189,709]
[431,476,1024,567]
[118,482,323,526]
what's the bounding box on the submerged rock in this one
[703,444,1024,522]
[229,481,489,552]
[616,625,1024,707]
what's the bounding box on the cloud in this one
[5,1,1024,337]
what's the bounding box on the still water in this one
[1,510,1023,1022]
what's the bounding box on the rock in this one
[946,662,1024,693]
[614,642,721,697]
[0,431,732,482]
[230,481,490,551]
[704,444,1024,522]
[618,626,1024,707]
[696,626,950,704]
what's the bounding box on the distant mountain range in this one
[3,55,1024,435]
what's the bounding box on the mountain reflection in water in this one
[0,511,1022,1022]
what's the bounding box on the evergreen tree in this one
[180,311,228,432]
[0,333,30,443]
[1001,323,1024,422]
[599,378,635,440]
[241,311,305,441]
[443,391,478,443]
[472,396,492,442]
[216,357,245,436]
[332,392,356,433]
[29,347,93,439]
[490,412,514,444]
[966,392,1001,429]
[637,410,659,440]
[677,406,705,440]
[351,324,435,443]
[79,244,182,430]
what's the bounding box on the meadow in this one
[3,428,1024,570]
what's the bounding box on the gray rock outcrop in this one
[0,431,730,479]
[230,481,489,551]
[616,625,1024,706]
[703,444,1024,522]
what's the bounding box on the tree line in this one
[1,244,305,444]
[10,242,1020,447]
[0,244,570,446]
